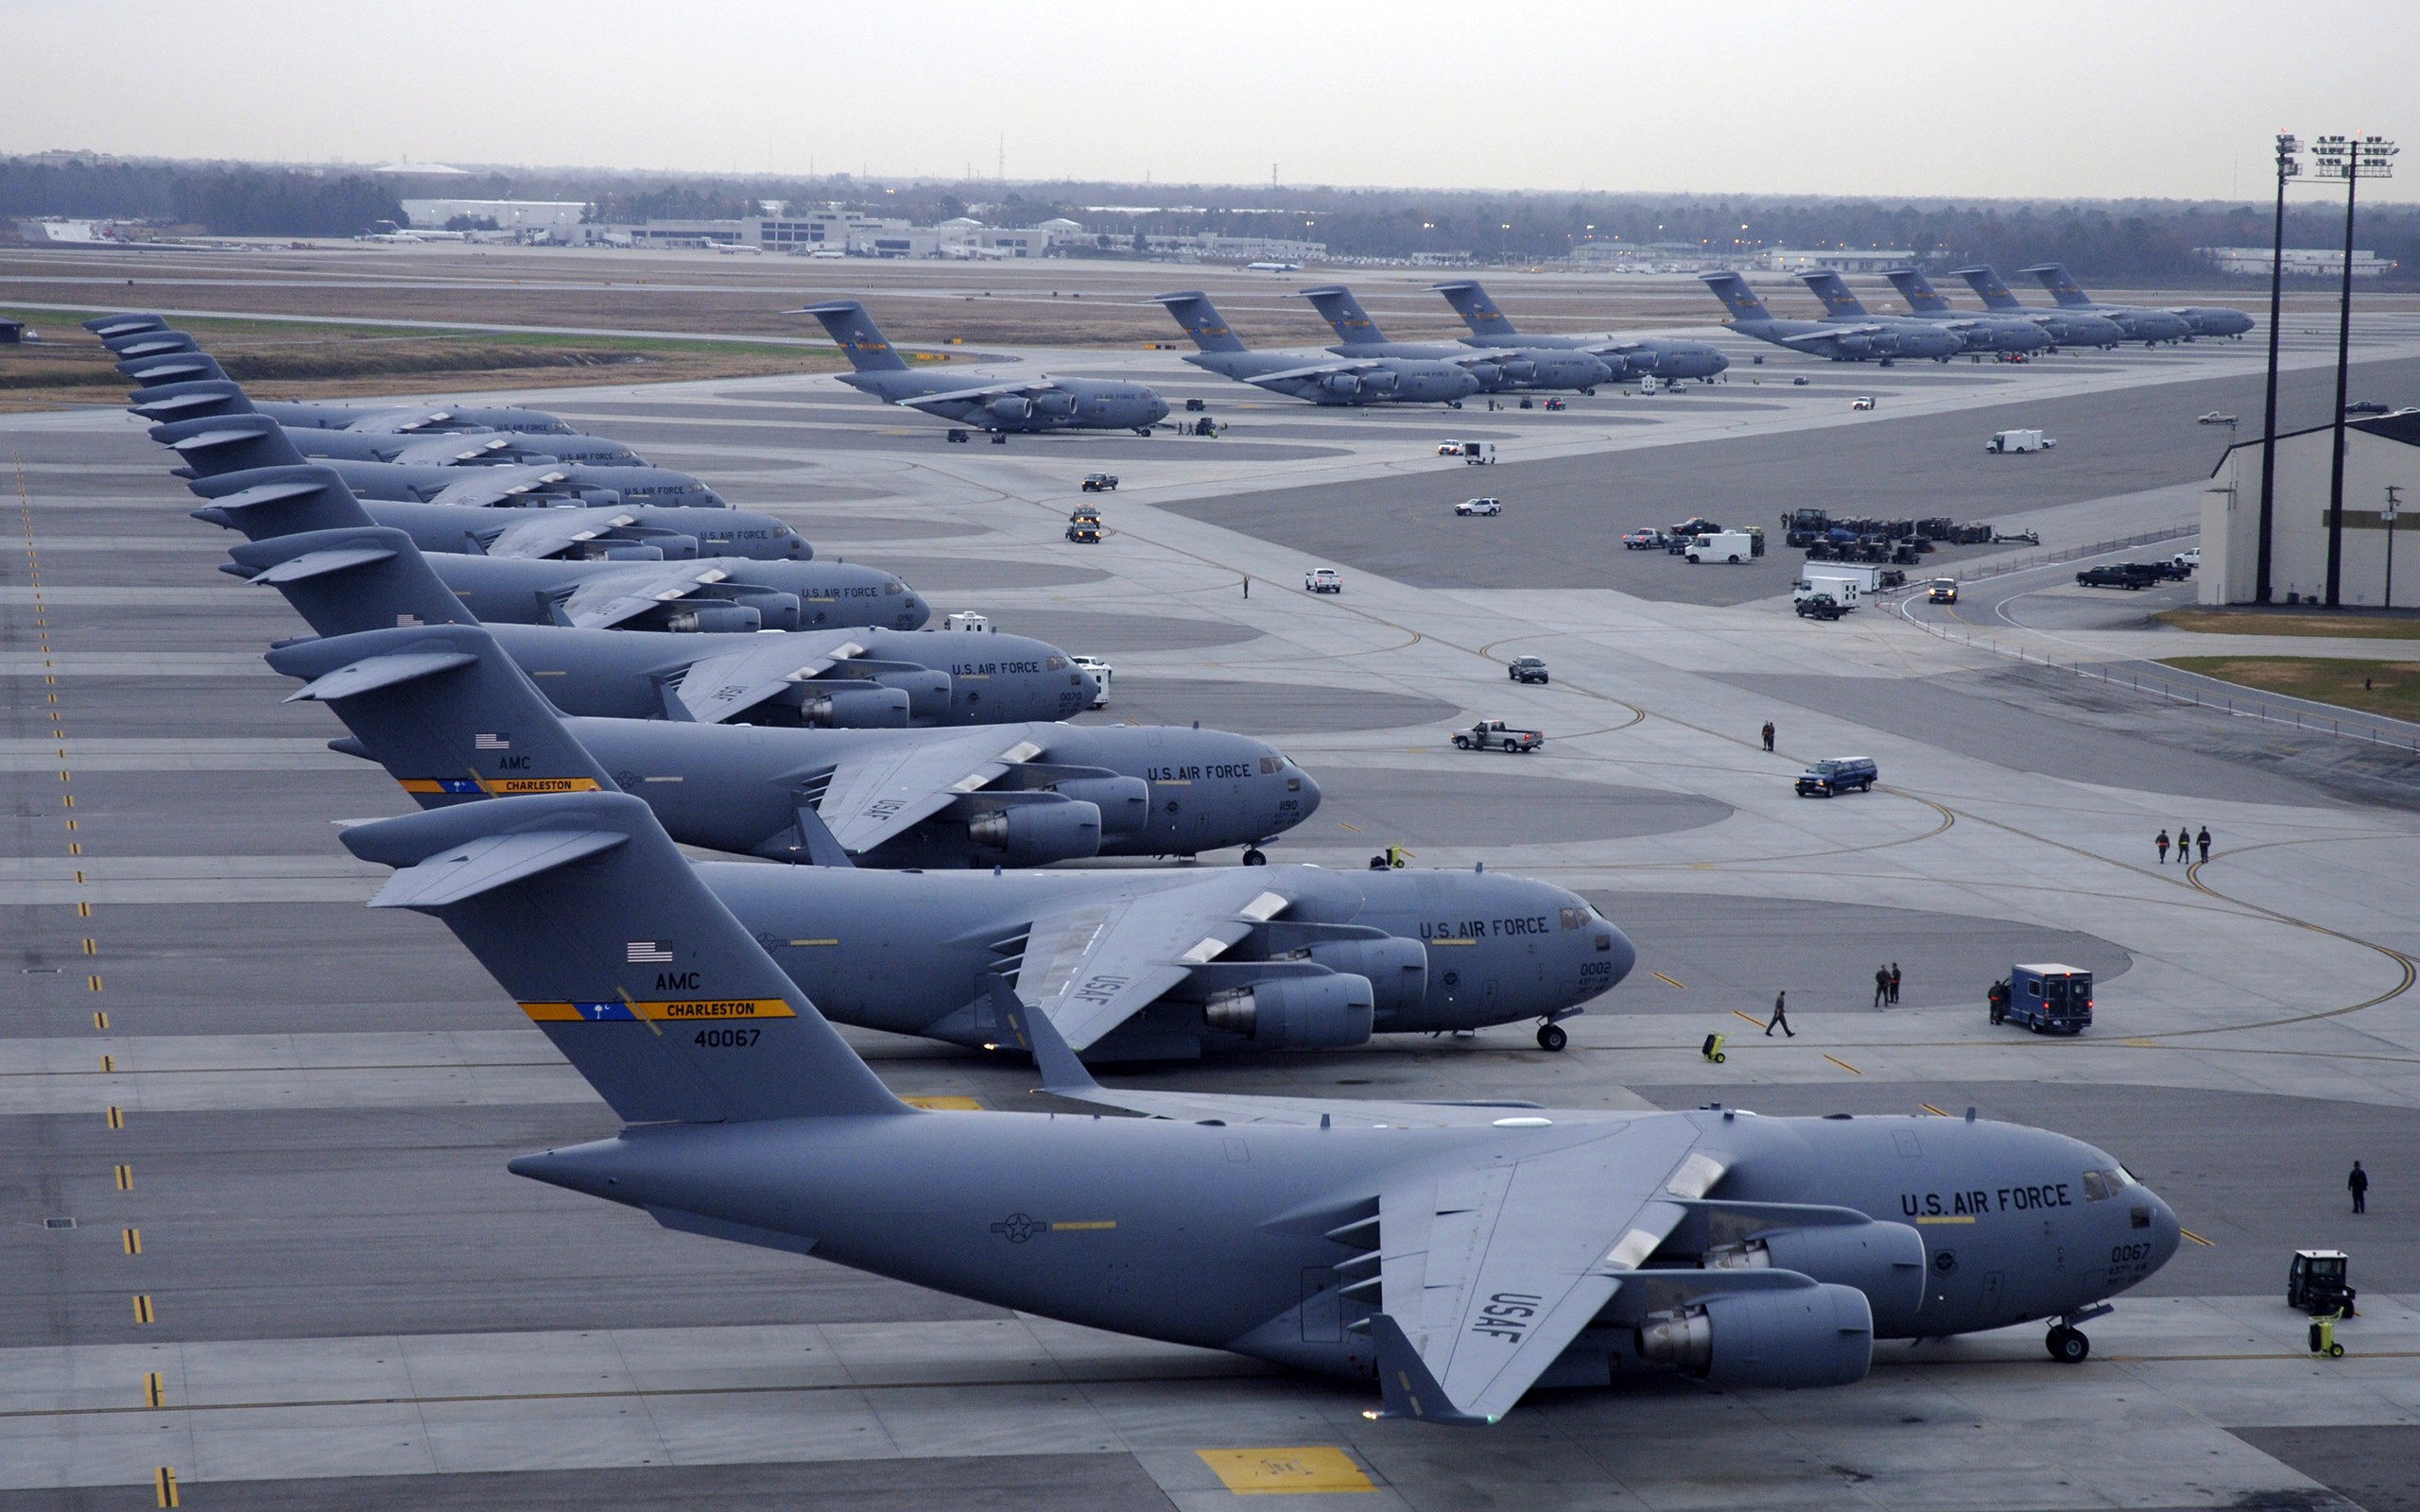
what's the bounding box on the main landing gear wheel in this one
[1242,849,1267,866]
[2046,1326,2090,1364]
[1536,1022,1568,1053]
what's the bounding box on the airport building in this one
[1763,247,1919,273]
[400,198,587,235]
[2204,410,2420,607]
[2199,246,2396,278]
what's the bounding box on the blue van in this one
[1992,963,2093,1035]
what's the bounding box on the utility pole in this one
[2387,484,2404,610]
[2312,134,2397,607]
[2254,134,2300,604]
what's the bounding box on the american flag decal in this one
[475,732,510,750]
[626,941,673,963]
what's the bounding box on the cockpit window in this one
[1046,657,1065,671]
[2082,1168,2131,1201]
[1560,907,1586,930]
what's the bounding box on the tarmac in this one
[6,292,2420,1510]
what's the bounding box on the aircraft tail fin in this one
[225,524,478,638]
[84,313,170,338]
[118,351,228,386]
[343,791,911,1124]
[1151,292,1249,352]
[268,624,614,809]
[1881,268,1952,314]
[1699,273,1774,323]
[1299,285,1388,345]
[1951,266,2024,311]
[2020,263,2094,308]
[147,413,313,478]
[1796,270,1869,318]
[1432,281,1520,338]
[129,378,257,425]
[794,301,910,371]
[187,464,379,539]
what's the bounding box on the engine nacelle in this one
[1705,1221,1927,1334]
[570,486,624,506]
[657,603,760,633]
[1357,369,1400,393]
[589,542,666,561]
[1052,775,1150,835]
[726,590,802,631]
[1495,358,1537,383]
[1319,372,1364,396]
[1202,973,1374,1049]
[989,395,1035,422]
[630,533,700,559]
[967,800,1102,864]
[1304,936,1426,1015]
[1030,392,1078,419]
[870,668,951,721]
[1635,1283,1873,1389]
[797,686,910,729]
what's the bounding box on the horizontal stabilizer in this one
[370,828,631,908]
[85,313,168,336]
[247,544,398,584]
[285,647,480,703]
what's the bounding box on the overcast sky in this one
[8,0,2413,204]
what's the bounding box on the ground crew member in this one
[2156,830,2170,864]
[1242,575,1250,599]
[1761,721,1775,752]
[2350,1161,2369,1214]
[2176,819,2192,863]
[1889,962,1902,1005]
[1873,966,1890,1007]
[1767,990,1793,1038]
[2198,826,2212,864]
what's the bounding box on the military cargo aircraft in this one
[231,525,1094,726]
[269,623,1311,869]
[1152,292,1482,405]
[188,463,804,562]
[1429,280,1730,383]
[1700,274,1961,363]
[2022,263,2243,342]
[1946,266,2129,348]
[1805,271,2051,354]
[1883,268,2121,351]
[345,789,2183,1423]
[1296,286,1611,393]
[798,300,1169,437]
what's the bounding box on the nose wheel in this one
[2045,1325,2090,1364]
[1535,1022,1568,1053]
[1241,848,1267,866]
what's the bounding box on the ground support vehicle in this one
[1927,578,1959,604]
[1991,962,2093,1035]
[1305,568,1342,593]
[1065,522,1101,544]
[1080,473,1119,492]
[2290,1250,2357,1318]
[1069,655,1112,708]
[1987,428,2056,454]
[1794,756,1877,797]
[1456,497,1503,517]
[1685,530,1757,564]
[1794,593,1845,620]
[1454,719,1543,753]
[1622,529,1668,551]
[1508,656,1548,684]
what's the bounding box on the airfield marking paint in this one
[1730,1009,1765,1026]
[1824,1054,1864,1074]
[1919,1103,1950,1117]
[2181,1228,2216,1246]
[1650,971,1685,988]
[1197,1447,1375,1495]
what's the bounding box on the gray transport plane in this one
[1430,280,1730,383]
[1700,274,1961,363]
[268,623,1315,869]
[344,789,2182,1422]
[1884,267,2122,351]
[188,463,806,562]
[1296,286,1612,393]
[1803,271,2051,354]
[1949,266,2129,348]
[2024,263,2245,341]
[230,526,1096,726]
[799,300,1169,437]
[1153,292,1483,405]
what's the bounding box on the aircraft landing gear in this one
[2045,1325,2090,1364]
[1242,848,1267,866]
[1536,1022,1568,1053]
[1446,399,1463,409]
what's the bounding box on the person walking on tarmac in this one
[2176,820,2193,863]
[1761,721,1775,753]
[1766,990,1794,1038]
[1873,966,1890,1007]
[2350,1160,2369,1214]
[2198,826,2212,864]
[1889,962,1902,1005]
[2156,830,2171,864]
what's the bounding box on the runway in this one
[8,289,2420,1511]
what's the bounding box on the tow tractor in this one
[2289,1249,2357,1318]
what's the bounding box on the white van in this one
[1986,428,2055,454]
[1685,530,1757,564]
[1459,440,1497,465]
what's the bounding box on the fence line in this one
[1950,523,2202,584]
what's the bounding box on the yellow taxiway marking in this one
[1919,1103,1949,1117]
[123,1228,142,1255]
[1336,821,1361,833]
[144,1373,164,1409]
[1650,971,1685,989]
[112,1164,132,1191]
[1824,1054,1863,1074]
[131,1295,155,1325]
[1196,1447,1375,1495]
[900,1095,982,1111]
[153,1467,178,1508]
[106,1106,123,1129]
[1730,1009,1765,1027]
[2181,1228,2217,1247]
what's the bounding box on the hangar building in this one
[2205,410,2420,608]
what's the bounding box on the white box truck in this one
[1794,574,1862,610]
[1685,530,1758,564]
[1986,428,2055,454]
[1459,440,1497,465]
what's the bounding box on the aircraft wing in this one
[814,730,1046,854]
[480,507,642,560]
[897,379,1054,407]
[340,405,458,434]
[1777,326,1876,346]
[672,631,870,723]
[1241,358,1386,386]
[1371,1118,1710,1424]
[424,467,574,507]
[1015,872,1296,1050]
[556,564,734,629]
[389,434,519,467]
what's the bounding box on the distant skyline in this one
[8,0,2414,205]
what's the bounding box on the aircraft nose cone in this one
[2146,1188,2183,1272]
[1602,925,1638,987]
[1292,768,1322,821]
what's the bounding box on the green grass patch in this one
[2159,656,2420,722]
[2158,608,2420,640]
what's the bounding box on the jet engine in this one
[585,543,666,561]
[1494,358,1538,383]
[861,666,951,721]
[988,395,1035,422]
[656,603,760,633]
[1705,1219,1927,1333]
[723,590,802,631]
[967,799,1102,864]
[1202,973,1374,1049]
[1303,936,1426,1015]
[621,532,700,559]
[795,685,911,729]
[1050,775,1150,835]
[1030,392,1078,419]
[1634,1283,1873,1389]
[1319,373,1365,397]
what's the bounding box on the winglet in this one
[791,802,856,868]
[986,977,1098,1095]
[1368,1314,1493,1426]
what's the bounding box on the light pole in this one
[2254,134,2301,604]
[2311,133,2397,607]
[2387,484,2404,610]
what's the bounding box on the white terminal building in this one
[2204,411,2420,608]
[400,199,587,235]
[1762,248,1919,273]
[2199,247,2397,278]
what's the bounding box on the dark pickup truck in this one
[1454,719,1544,753]
[2077,563,2166,590]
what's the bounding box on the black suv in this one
[1508,656,1549,684]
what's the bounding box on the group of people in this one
[1873,962,1902,1007]
[2156,826,2212,866]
